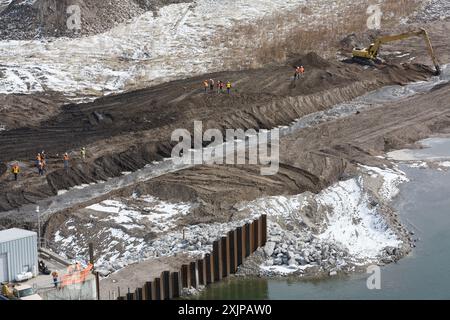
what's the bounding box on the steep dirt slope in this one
[0,53,435,212]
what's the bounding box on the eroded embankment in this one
[0,54,435,215]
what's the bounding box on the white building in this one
[0,228,38,283]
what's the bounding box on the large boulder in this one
[263,241,276,257]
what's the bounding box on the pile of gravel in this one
[238,221,405,278]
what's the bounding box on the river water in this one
[193,138,450,300]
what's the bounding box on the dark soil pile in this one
[0,92,67,130]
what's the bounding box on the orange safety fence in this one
[60,263,93,288]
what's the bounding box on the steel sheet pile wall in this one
[117,214,267,300]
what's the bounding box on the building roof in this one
[0,228,37,243]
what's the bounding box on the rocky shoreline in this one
[234,163,415,280]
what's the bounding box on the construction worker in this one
[63,153,69,172]
[216,80,221,93]
[209,79,215,92]
[80,147,86,160]
[203,80,208,93]
[36,153,42,168]
[299,65,305,77]
[38,160,45,176]
[226,81,232,94]
[11,163,20,181]
[294,66,300,80]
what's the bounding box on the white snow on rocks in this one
[359,165,409,201]
[52,194,257,272]
[237,164,407,276]
[317,178,402,260]
[439,161,450,167]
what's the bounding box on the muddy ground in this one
[99,253,197,300]
[0,51,438,214]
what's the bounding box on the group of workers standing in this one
[294,65,305,80]
[9,147,87,182]
[203,79,232,94]
[201,66,305,95]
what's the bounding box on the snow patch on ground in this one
[438,161,450,167]
[86,196,192,233]
[52,195,221,270]
[53,206,256,272]
[317,178,402,260]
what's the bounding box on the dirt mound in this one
[0,0,190,40]
[0,92,67,130]
[339,30,381,52]
[292,52,331,68]
[142,82,450,222]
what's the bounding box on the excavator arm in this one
[353,28,441,75]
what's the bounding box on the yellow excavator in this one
[352,28,441,75]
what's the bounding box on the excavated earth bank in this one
[0,53,435,215]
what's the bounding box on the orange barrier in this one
[60,263,93,288]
